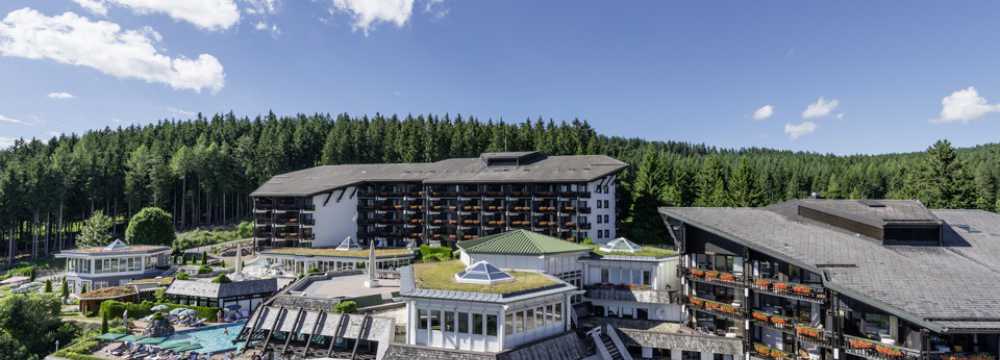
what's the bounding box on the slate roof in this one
[251,154,626,196]
[166,278,277,299]
[457,230,592,255]
[659,200,1000,333]
[798,199,943,228]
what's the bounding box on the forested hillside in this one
[1,112,997,260]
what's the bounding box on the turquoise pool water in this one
[148,321,247,354]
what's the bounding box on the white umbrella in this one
[151,304,170,312]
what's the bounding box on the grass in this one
[265,247,415,258]
[593,245,676,258]
[412,260,558,294]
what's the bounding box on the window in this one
[458,312,469,333]
[604,214,610,223]
[601,268,609,283]
[515,312,524,333]
[525,309,535,331]
[546,304,555,324]
[682,351,701,360]
[445,311,455,332]
[417,309,428,330]
[597,216,602,224]
[504,313,513,335]
[431,310,441,331]
[535,307,544,327]
[486,315,498,336]
[597,201,603,209]
[473,313,483,335]
[554,303,562,322]
[642,271,652,286]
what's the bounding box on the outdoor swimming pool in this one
[102,321,247,355]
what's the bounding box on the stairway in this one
[599,333,624,360]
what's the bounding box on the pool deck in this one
[301,273,400,299]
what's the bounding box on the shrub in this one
[54,331,104,360]
[125,207,175,246]
[176,272,191,280]
[211,274,231,284]
[334,300,357,314]
[100,312,109,333]
[418,245,452,262]
[44,279,52,293]
[581,237,594,245]
[99,300,219,321]
[61,279,69,299]
[237,221,253,238]
[201,251,208,265]
[173,228,242,251]
[197,265,212,274]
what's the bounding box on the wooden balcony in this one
[686,267,745,288]
[753,343,792,360]
[687,296,744,320]
[585,284,672,303]
[795,324,837,348]
[751,278,826,303]
[845,335,922,360]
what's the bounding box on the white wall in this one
[587,176,616,243]
[311,186,359,248]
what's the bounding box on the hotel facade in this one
[250,151,626,249]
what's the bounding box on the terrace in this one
[593,245,676,259]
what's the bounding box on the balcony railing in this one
[687,267,745,287]
[751,277,826,303]
[585,284,672,303]
[844,335,922,360]
[750,310,795,332]
[795,324,837,348]
[753,343,792,360]
[687,296,743,320]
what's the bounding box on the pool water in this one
[160,321,247,354]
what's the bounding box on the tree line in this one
[1,112,997,262]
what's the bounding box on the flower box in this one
[754,278,771,288]
[752,311,770,322]
[754,343,770,356]
[792,284,813,296]
[705,270,720,279]
[773,282,789,292]
[690,269,705,278]
[875,344,903,358]
[795,325,820,339]
[720,272,736,282]
[848,338,876,350]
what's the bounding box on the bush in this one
[99,300,219,321]
[0,265,35,281]
[125,207,175,246]
[201,251,208,265]
[581,237,594,245]
[418,245,452,262]
[334,300,357,314]
[61,279,69,299]
[54,331,105,360]
[197,265,212,274]
[100,312,109,333]
[237,221,253,238]
[173,228,242,251]
[211,274,231,284]
[44,279,52,293]
[176,272,191,280]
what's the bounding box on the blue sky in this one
[1,1,999,155]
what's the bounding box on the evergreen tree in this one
[78,211,114,247]
[728,157,764,207]
[909,140,975,208]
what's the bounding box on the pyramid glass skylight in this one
[454,260,514,285]
[103,239,129,251]
[335,236,361,251]
[599,237,641,254]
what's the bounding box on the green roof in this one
[457,230,591,255]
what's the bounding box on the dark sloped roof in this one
[458,230,592,255]
[660,201,1000,333]
[798,199,943,228]
[166,278,277,299]
[251,154,626,196]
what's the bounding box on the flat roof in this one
[400,261,574,303]
[798,199,943,228]
[660,200,1000,333]
[299,273,399,300]
[56,244,171,257]
[251,154,626,197]
[261,247,415,258]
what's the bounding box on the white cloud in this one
[72,0,240,31]
[331,0,414,34]
[73,0,109,15]
[243,0,278,15]
[48,92,75,99]
[802,97,839,119]
[0,114,27,125]
[784,121,817,140]
[424,0,448,19]
[167,107,195,118]
[0,137,16,149]
[255,21,268,30]
[933,87,1000,124]
[752,105,774,121]
[0,8,225,93]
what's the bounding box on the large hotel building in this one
[250,151,627,249]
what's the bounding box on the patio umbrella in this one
[169,308,188,316]
[151,304,170,312]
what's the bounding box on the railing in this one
[750,310,795,331]
[844,335,922,360]
[585,284,672,303]
[753,343,792,360]
[687,267,745,287]
[751,277,826,303]
[578,207,592,214]
[687,296,743,320]
[795,324,837,348]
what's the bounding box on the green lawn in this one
[593,245,676,258]
[413,260,558,294]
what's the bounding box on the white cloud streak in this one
[0,8,225,93]
[0,137,16,149]
[802,97,839,119]
[48,92,75,99]
[331,0,414,34]
[784,121,817,140]
[933,87,1000,124]
[0,114,27,125]
[167,107,196,118]
[72,0,240,31]
[752,105,774,121]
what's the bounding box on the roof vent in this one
[454,261,514,285]
[104,239,129,251]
